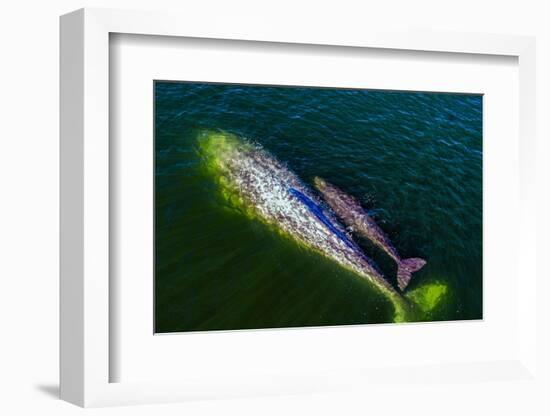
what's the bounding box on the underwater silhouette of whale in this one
[314,177,426,291]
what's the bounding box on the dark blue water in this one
[155,81,482,333]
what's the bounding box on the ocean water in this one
[154,81,482,333]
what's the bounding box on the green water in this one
[154,81,483,333]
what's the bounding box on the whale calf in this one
[314,177,426,291]
[198,131,410,320]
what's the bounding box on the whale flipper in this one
[397,258,426,291]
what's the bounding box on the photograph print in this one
[154,81,482,333]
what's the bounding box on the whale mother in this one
[198,130,411,321]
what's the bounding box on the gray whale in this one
[198,130,411,321]
[314,177,426,291]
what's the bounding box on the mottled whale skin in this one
[199,131,410,320]
[314,177,426,291]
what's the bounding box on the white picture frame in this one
[60,7,538,408]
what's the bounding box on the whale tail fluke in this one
[397,258,427,291]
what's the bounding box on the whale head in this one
[314,176,334,198]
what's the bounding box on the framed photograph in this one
[60,8,538,407]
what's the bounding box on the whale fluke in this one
[397,258,426,291]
